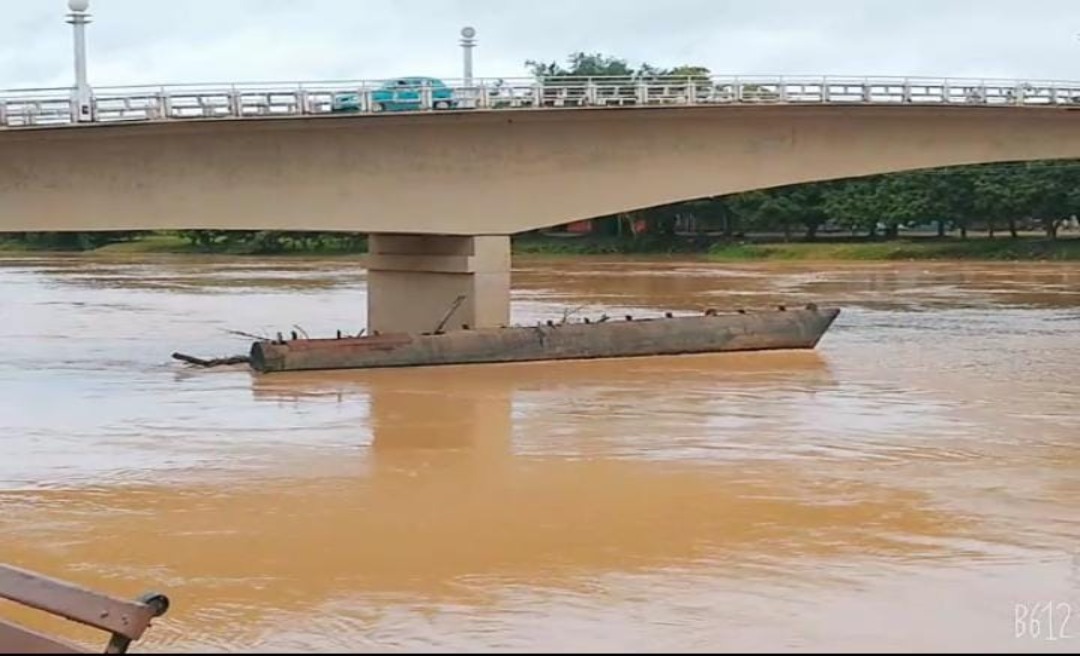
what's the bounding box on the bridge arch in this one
[2,104,1080,236]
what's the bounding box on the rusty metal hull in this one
[249,307,840,374]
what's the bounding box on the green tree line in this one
[577,160,1080,243]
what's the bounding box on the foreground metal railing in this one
[3,75,1080,129]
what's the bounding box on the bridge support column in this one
[366,234,510,335]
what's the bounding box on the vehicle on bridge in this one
[332,77,458,113]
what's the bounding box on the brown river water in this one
[0,255,1077,653]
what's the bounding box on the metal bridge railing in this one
[3,75,1080,129]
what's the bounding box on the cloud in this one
[1,0,1078,89]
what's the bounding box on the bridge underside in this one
[4,105,1080,236]
[3,104,1080,332]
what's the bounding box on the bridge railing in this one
[3,75,1080,128]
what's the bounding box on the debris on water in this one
[171,352,250,368]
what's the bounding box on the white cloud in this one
[1,0,1078,89]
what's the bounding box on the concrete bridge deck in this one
[3,75,1080,129]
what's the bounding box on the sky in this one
[0,0,1078,90]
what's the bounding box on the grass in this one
[1,233,370,257]
[92,234,201,254]
[511,234,711,255]
[705,239,1080,261]
[512,234,1080,261]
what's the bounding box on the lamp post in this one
[460,26,477,86]
[66,0,92,121]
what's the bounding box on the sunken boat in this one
[249,305,840,374]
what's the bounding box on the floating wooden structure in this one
[249,306,840,374]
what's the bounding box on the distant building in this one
[565,220,595,234]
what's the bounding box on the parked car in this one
[331,77,458,113]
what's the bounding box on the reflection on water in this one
[0,255,1077,652]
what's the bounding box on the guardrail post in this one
[228,90,241,117]
[533,84,543,108]
[686,80,698,105]
[902,81,912,103]
[454,84,469,110]
[0,102,6,127]
[298,90,309,114]
[585,80,598,106]
[637,80,648,104]
[420,85,433,110]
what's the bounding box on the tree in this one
[1014,161,1080,239]
[525,52,636,80]
[974,165,1028,238]
[525,51,712,82]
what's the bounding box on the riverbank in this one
[0,234,369,256]
[516,235,1080,261]
[705,238,1080,261]
[2,233,1079,261]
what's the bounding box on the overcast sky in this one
[0,0,1077,89]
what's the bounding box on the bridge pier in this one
[366,234,510,335]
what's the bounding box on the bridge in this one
[3,74,1080,334]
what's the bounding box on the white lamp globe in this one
[461,26,476,39]
[68,0,90,12]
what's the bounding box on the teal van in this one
[332,77,458,113]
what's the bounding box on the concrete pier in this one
[366,234,510,335]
